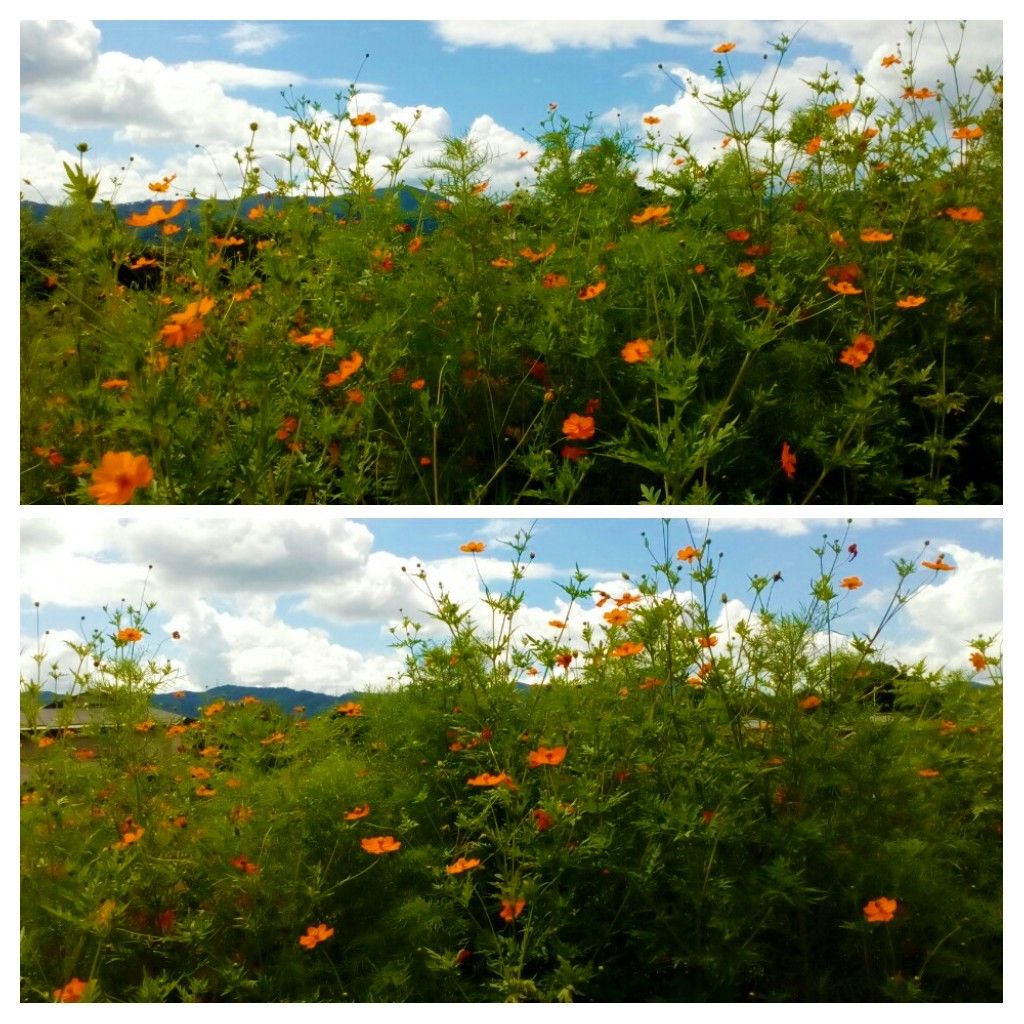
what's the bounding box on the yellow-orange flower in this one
[576,182,598,194]
[781,441,797,480]
[922,555,955,572]
[712,42,736,53]
[446,856,482,874]
[621,338,654,363]
[230,855,260,875]
[467,771,517,790]
[828,280,862,295]
[631,206,671,225]
[799,694,822,711]
[946,206,984,222]
[839,333,875,369]
[969,651,988,671]
[116,627,143,643]
[490,256,515,268]
[840,576,863,590]
[860,228,893,243]
[499,898,526,922]
[698,635,718,649]
[460,541,486,553]
[827,101,854,118]
[528,745,567,768]
[896,295,926,308]
[577,281,606,300]
[880,54,901,67]
[603,609,631,626]
[643,115,661,125]
[334,701,363,717]
[863,897,897,923]
[294,326,335,348]
[903,87,936,100]
[324,351,364,388]
[610,641,645,658]
[951,125,984,141]
[562,413,596,441]
[351,112,376,126]
[736,262,756,277]
[542,272,569,289]
[805,136,822,155]
[53,978,89,1003]
[677,545,702,562]
[917,768,940,778]
[361,835,401,854]
[125,198,187,227]
[299,923,335,949]
[87,452,154,505]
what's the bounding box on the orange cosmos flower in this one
[840,576,863,590]
[460,541,486,553]
[805,136,822,155]
[324,351,363,388]
[294,326,335,348]
[528,745,567,768]
[896,295,926,308]
[562,413,596,441]
[533,808,554,831]
[621,338,654,363]
[880,54,901,67]
[576,182,598,194]
[969,652,988,671]
[578,281,606,300]
[828,280,863,295]
[549,619,568,628]
[946,206,984,222]
[116,627,143,643]
[631,205,671,225]
[542,272,569,288]
[259,731,287,746]
[922,555,955,572]
[148,175,175,193]
[863,897,897,923]
[299,923,335,949]
[162,223,181,236]
[125,198,188,227]
[351,112,376,126]
[860,228,893,243]
[712,42,736,53]
[210,235,245,247]
[408,235,423,254]
[361,835,401,854]
[692,263,706,274]
[781,441,797,479]
[53,978,90,1003]
[555,652,573,669]
[195,786,216,798]
[446,856,482,874]
[799,694,822,711]
[829,229,848,248]
[839,333,875,369]
[902,87,936,100]
[827,101,854,118]
[639,677,665,690]
[471,180,490,195]
[230,855,260,875]
[643,115,661,125]
[736,262,756,277]
[128,256,158,270]
[725,228,750,242]
[520,243,556,262]
[698,635,718,649]
[951,125,984,141]
[917,768,940,778]
[467,771,518,790]
[490,256,515,268]
[677,545,702,562]
[87,452,154,505]
[334,702,363,716]
[603,609,631,626]
[610,641,645,658]
[499,898,526,922]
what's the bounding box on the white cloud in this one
[222,23,290,57]
[433,20,692,54]
[21,20,100,86]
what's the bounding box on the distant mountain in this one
[20,185,442,239]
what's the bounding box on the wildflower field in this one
[21,529,1002,1001]
[20,37,1001,504]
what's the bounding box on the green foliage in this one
[19,29,1001,504]
[21,527,1002,1001]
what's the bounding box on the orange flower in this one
[446,856,482,874]
[692,263,706,274]
[902,87,936,100]
[555,652,573,669]
[621,338,654,363]
[631,206,671,225]
[260,731,287,746]
[87,452,154,505]
[643,115,661,125]
[603,609,631,626]
[324,351,363,388]
[53,978,89,1003]
[880,54,902,67]
[945,206,984,222]
[951,125,984,141]
[128,256,158,270]
[189,766,211,780]
[549,619,568,628]
[805,136,822,155]
[467,771,517,790]
[471,180,490,195]
[827,101,854,118]
[361,835,401,854]
[917,768,940,778]
[712,42,736,53]
[490,256,515,268]
[736,262,756,277]
[725,228,750,242]
[344,804,370,820]
[335,701,363,716]
[896,295,926,308]
[829,229,848,248]
[542,272,569,289]
[408,235,423,254]
[299,923,335,949]
[840,576,863,590]
[781,441,797,480]
[162,224,181,236]
[294,326,335,348]
[499,898,526,922]
[562,413,596,441]
[839,332,875,369]
[577,281,606,300]
[532,808,555,831]
[351,112,376,126]
[528,745,567,768]
[125,198,187,227]
[148,175,175,193]
[859,228,893,243]
[460,541,486,553]
[195,786,217,797]
[576,182,598,194]
[863,897,897,923]
[610,641,645,658]
[230,855,260,875]
[639,677,665,690]
[698,635,718,649]
[677,545,702,562]
[116,627,143,643]
[969,652,988,671]
[799,694,822,711]
[922,555,955,572]
[211,235,245,247]
[828,280,862,295]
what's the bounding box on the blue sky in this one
[19,14,1004,203]
[20,513,1002,696]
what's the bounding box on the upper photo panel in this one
[21,20,1002,505]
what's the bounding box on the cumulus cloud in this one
[222,22,291,57]
[433,20,692,54]
[21,20,100,86]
